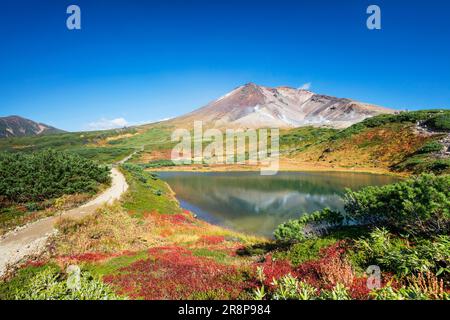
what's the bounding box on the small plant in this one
[319,283,351,300]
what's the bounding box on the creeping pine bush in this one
[0,149,110,203]
[274,208,344,242]
[344,173,450,236]
[424,113,450,132]
[274,174,449,241]
[416,141,443,154]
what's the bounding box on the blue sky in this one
[1,0,449,131]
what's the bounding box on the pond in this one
[159,171,400,238]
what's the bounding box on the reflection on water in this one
[159,171,399,237]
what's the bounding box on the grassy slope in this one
[1,110,448,175]
[281,110,450,175]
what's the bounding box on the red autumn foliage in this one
[104,246,248,300]
[64,252,112,262]
[23,259,47,268]
[348,277,371,300]
[145,210,195,226]
[255,255,297,288]
[295,241,354,289]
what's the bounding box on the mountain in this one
[171,83,396,129]
[0,116,64,138]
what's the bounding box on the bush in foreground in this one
[344,173,450,236]
[0,265,122,300]
[274,174,450,241]
[0,149,110,203]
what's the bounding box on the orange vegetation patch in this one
[138,149,172,163]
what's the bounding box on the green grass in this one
[0,128,138,164]
[85,251,149,277]
[392,155,450,174]
[279,126,337,153]
[192,248,231,264]
[121,164,181,216]
[425,113,450,131]
[0,124,175,164]
[331,109,450,141]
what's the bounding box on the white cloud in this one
[87,117,129,130]
[299,82,312,90]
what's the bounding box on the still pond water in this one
[159,171,399,238]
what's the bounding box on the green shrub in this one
[273,208,344,242]
[344,174,450,236]
[2,265,123,300]
[417,141,443,154]
[332,110,450,140]
[351,228,450,277]
[0,149,110,203]
[142,160,176,168]
[425,113,450,132]
[253,274,351,300]
[273,238,338,266]
[371,283,449,300]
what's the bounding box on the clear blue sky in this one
[1,0,449,131]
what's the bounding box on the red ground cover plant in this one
[295,241,353,288]
[23,259,47,268]
[254,255,297,288]
[103,246,249,299]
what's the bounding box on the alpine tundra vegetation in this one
[0,109,449,300]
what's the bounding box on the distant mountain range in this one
[0,116,64,138]
[171,83,396,129]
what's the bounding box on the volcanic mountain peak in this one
[172,83,395,129]
[0,115,64,138]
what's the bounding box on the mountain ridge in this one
[170,83,396,129]
[0,115,64,138]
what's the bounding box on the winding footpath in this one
[0,166,129,277]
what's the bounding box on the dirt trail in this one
[0,167,128,277]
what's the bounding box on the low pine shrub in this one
[344,173,450,236]
[273,208,344,242]
[0,149,110,203]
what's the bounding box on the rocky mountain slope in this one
[0,116,63,138]
[172,83,395,129]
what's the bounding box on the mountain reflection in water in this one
[159,171,399,237]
